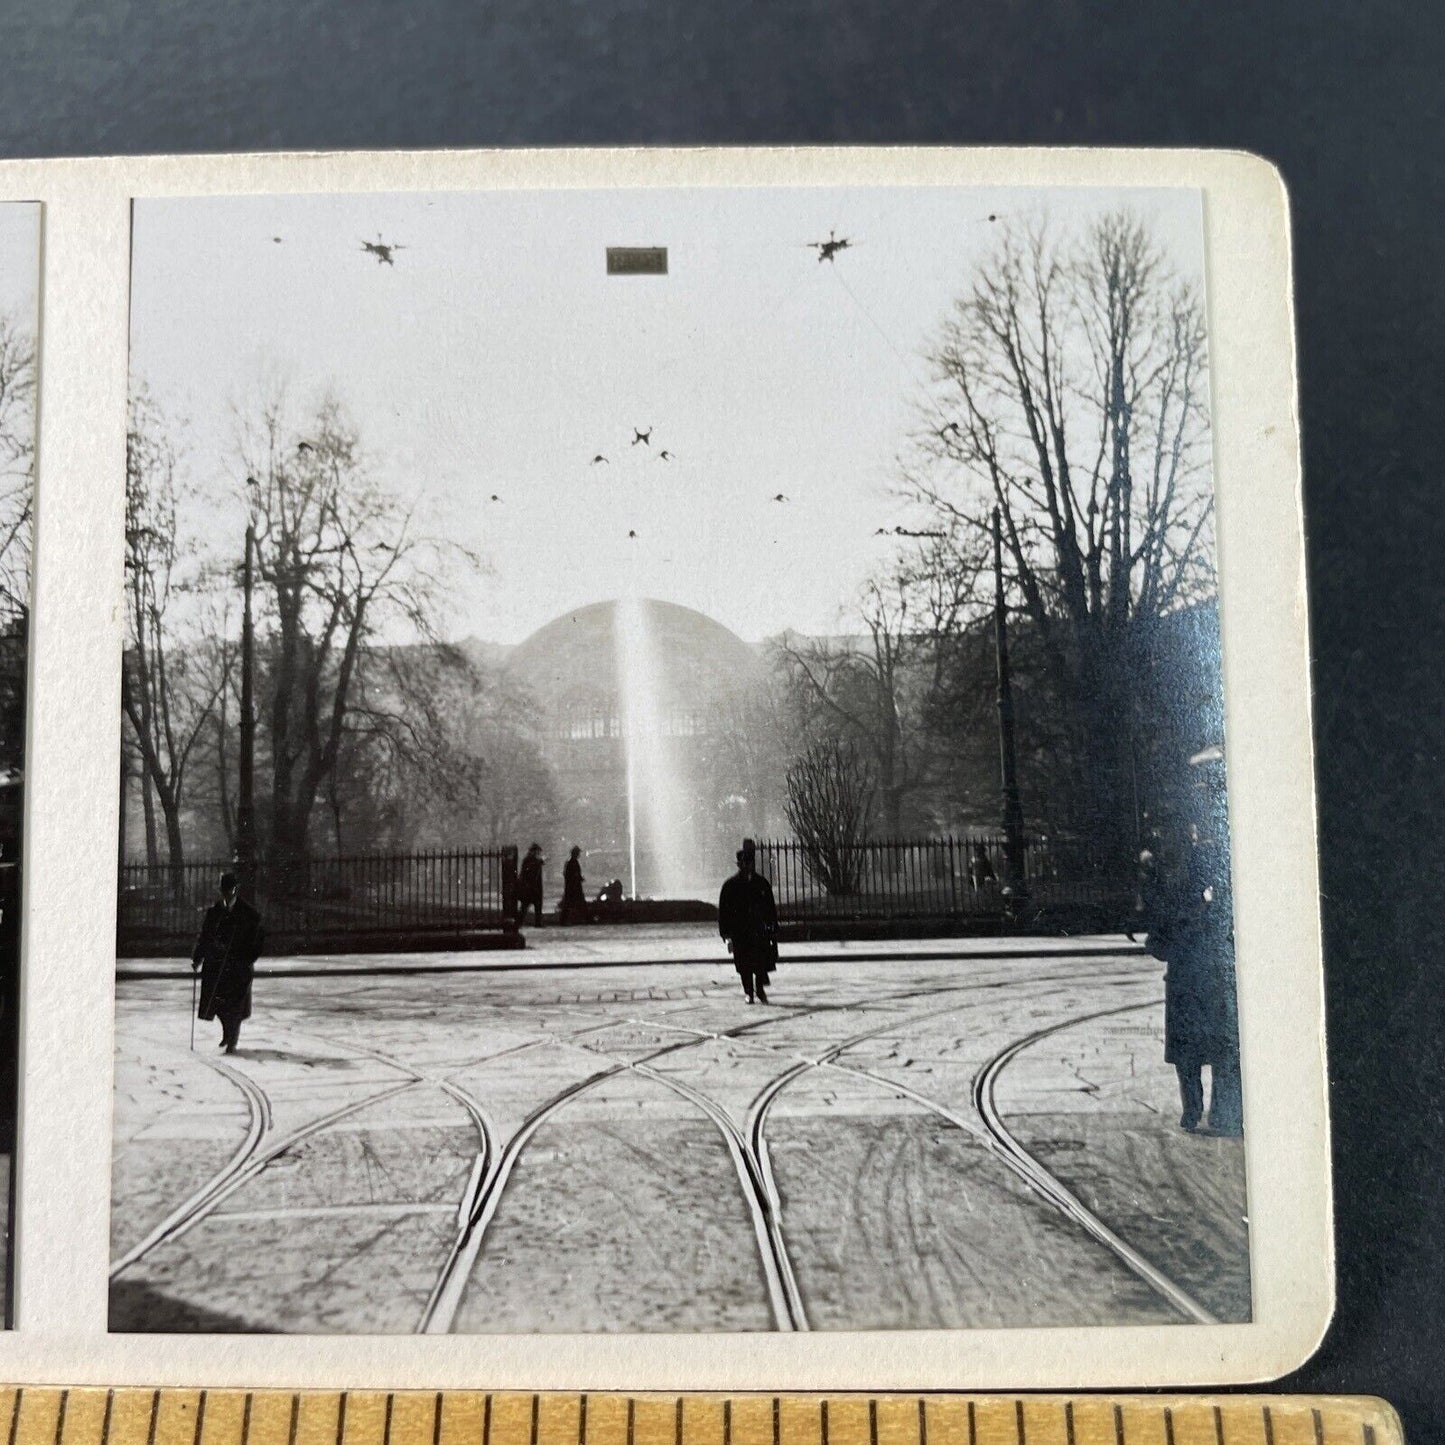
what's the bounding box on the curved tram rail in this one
[116,960,1206,1332]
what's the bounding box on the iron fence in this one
[117,847,516,950]
[754,833,1130,923]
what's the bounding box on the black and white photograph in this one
[109,181,1249,1337]
[0,202,37,1327]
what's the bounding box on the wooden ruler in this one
[0,1393,1402,1445]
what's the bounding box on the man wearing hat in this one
[191,871,265,1054]
[718,839,779,1004]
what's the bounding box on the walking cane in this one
[189,965,198,1051]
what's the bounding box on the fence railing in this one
[754,834,1130,923]
[117,848,517,948]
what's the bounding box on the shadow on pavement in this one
[109,1279,263,1333]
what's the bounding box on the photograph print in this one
[110,182,1248,1336]
[0,203,38,1328]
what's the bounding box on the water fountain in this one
[613,595,703,899]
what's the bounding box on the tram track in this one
[419,962,1149,1333]
[115,952,1173,1332]
[748,988,1215,1325]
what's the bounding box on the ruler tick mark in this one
[1165,1410,1175,1445]
[820,1400,829,1445]
[147,1393,161,1445]
[54,1391,69,1445]
[100,1393,114,1445]
[968,1402,977,1445]
[193,1393,207,1445]
[5,1392,19,1445]
[1312,1411,1324,1445]
[240,1396,253,1445]
[336,1395,348,1445]
[1016,1401,1026,1445]
[433,1395,443,1445]
[626,1401,634,1445]
[532,1398,540,1445]
[1065,1403,1076,1445]
[1214,1406,1225,1445]
[674,1399,683,1445]
[289,1396,300,1445]
[1364,1427,1376,1445]
[870,1400,878,1445]
[1264,1408,1275,1445]
[575,1398,583,1445]
[919,1398,928,1445]
[385,1396,395,1445]
[773,1399,780,1445]
[1113,1405,1125,1445]
[724,1400,732,1445]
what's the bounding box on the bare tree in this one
[784,738,875,896]
[236,390,477,871]
[778,529,988,834]
[122,393,232,874]
[908,210,1214,859]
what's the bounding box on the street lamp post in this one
[235,523,257,897]
[992,506,1029,915]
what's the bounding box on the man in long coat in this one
[1145,831,1242,1136]
[192,871,265,1055]
[516,843,545,926]
[718,839,778,1004]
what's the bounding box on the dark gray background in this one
[4,0,1442,1434]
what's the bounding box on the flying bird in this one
[808,229,852,264]
[488,494,502,503]
[628,529,638,539]
[272,236,284,244]
[772,493,789,502]
[360,234,406,266]
[936,422,962,440]
[659,450,674,461]
[591,454,609,465]
[296,440,313,454]
[632,428,652,447]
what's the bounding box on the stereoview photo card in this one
[0,147,1328,1388]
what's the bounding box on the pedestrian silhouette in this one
[560,845,591,925]
[1144,826,1242,1136]
[718,839,779,1004]
[516,843,546,927]
[192,872,265,1055]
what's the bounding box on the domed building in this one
[505,598,774,899]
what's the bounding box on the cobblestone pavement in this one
[109,942,1249,1334]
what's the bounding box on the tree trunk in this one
[141,769,159,868]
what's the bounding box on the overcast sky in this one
[129,185,1205,645]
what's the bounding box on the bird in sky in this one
[936,422,962,441]
[360,234,406,266]
[272,236,284,244]
[772,493,789,502]
[659,450,674,461]
[632,428,652,447]
[488,494,502,503]
[296,440,313,454]
[591,454,609,465]
[628,529,638,539]
[808,229,853,264]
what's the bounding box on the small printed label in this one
[607,247,668,275]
